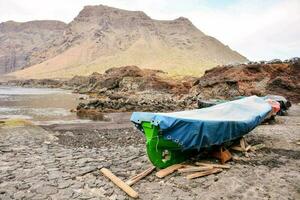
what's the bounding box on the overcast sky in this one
[0,0,299,61]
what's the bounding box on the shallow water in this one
[0,86,91,125]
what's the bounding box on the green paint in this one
[141,122,187,169]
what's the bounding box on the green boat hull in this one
[142,122,188,169]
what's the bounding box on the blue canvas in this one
[131,96,272,151]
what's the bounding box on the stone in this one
[58,180,75,189]
[65,131,75,137]
[71,182,85,189]
[16,182,31,190]
[35,185,58,195]
[51,189,74,200]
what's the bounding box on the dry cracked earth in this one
[0,106,299,200]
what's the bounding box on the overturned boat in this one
[131,96,274,168]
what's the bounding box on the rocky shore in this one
[1,103,299,200]
[1,78,64,88]
[2,58,299,115]
[1,59,299,199]
[72,58,300,115]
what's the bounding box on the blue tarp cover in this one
[131,96,272,151]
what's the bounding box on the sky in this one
[0,0,299,61]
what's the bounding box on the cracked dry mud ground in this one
[0,106,300,200]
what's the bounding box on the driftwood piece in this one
[100,168,139,199]
[156,164,184,178]
[178,166,213,173]
[195,162,230,169]
[125,166,155,186]
[187,168,223,180]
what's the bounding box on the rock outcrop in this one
[72,66,195,112]
[191,58,300,102]
[76,59,300,114]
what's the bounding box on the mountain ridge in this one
[1,5,248,78]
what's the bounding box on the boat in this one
[131,96,273,168]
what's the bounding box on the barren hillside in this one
[5,5,247,78]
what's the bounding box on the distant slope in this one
[8,5,247,78]
[0,20,67,74]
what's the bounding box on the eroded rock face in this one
[0,20,67,73]
[191,59,300,102]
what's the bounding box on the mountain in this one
[0,20,67,74]
[2,5,247,78]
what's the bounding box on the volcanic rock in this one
[191,59,300,102]
[73,65,195,113]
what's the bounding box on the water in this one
[0,86,91,125]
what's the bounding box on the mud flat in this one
[0,103,299,199]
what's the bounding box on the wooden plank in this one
[186,168,223,180]
[125,166,155,186]
[100,168,138,198]
[178,166,213,173]
[195,162,230,169]
[156,164,183,178]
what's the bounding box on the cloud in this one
[186,0,300,60]
[0,0,299,60]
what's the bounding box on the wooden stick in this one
[178,166,213,173]
[240,138,246,151]
[195,162,230,169]
[100,168,138,199]
[231,146,245,152]
[245,145,252,152]
[187,168,223,180]
[125,166,155,186]
[156,164,184,178]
